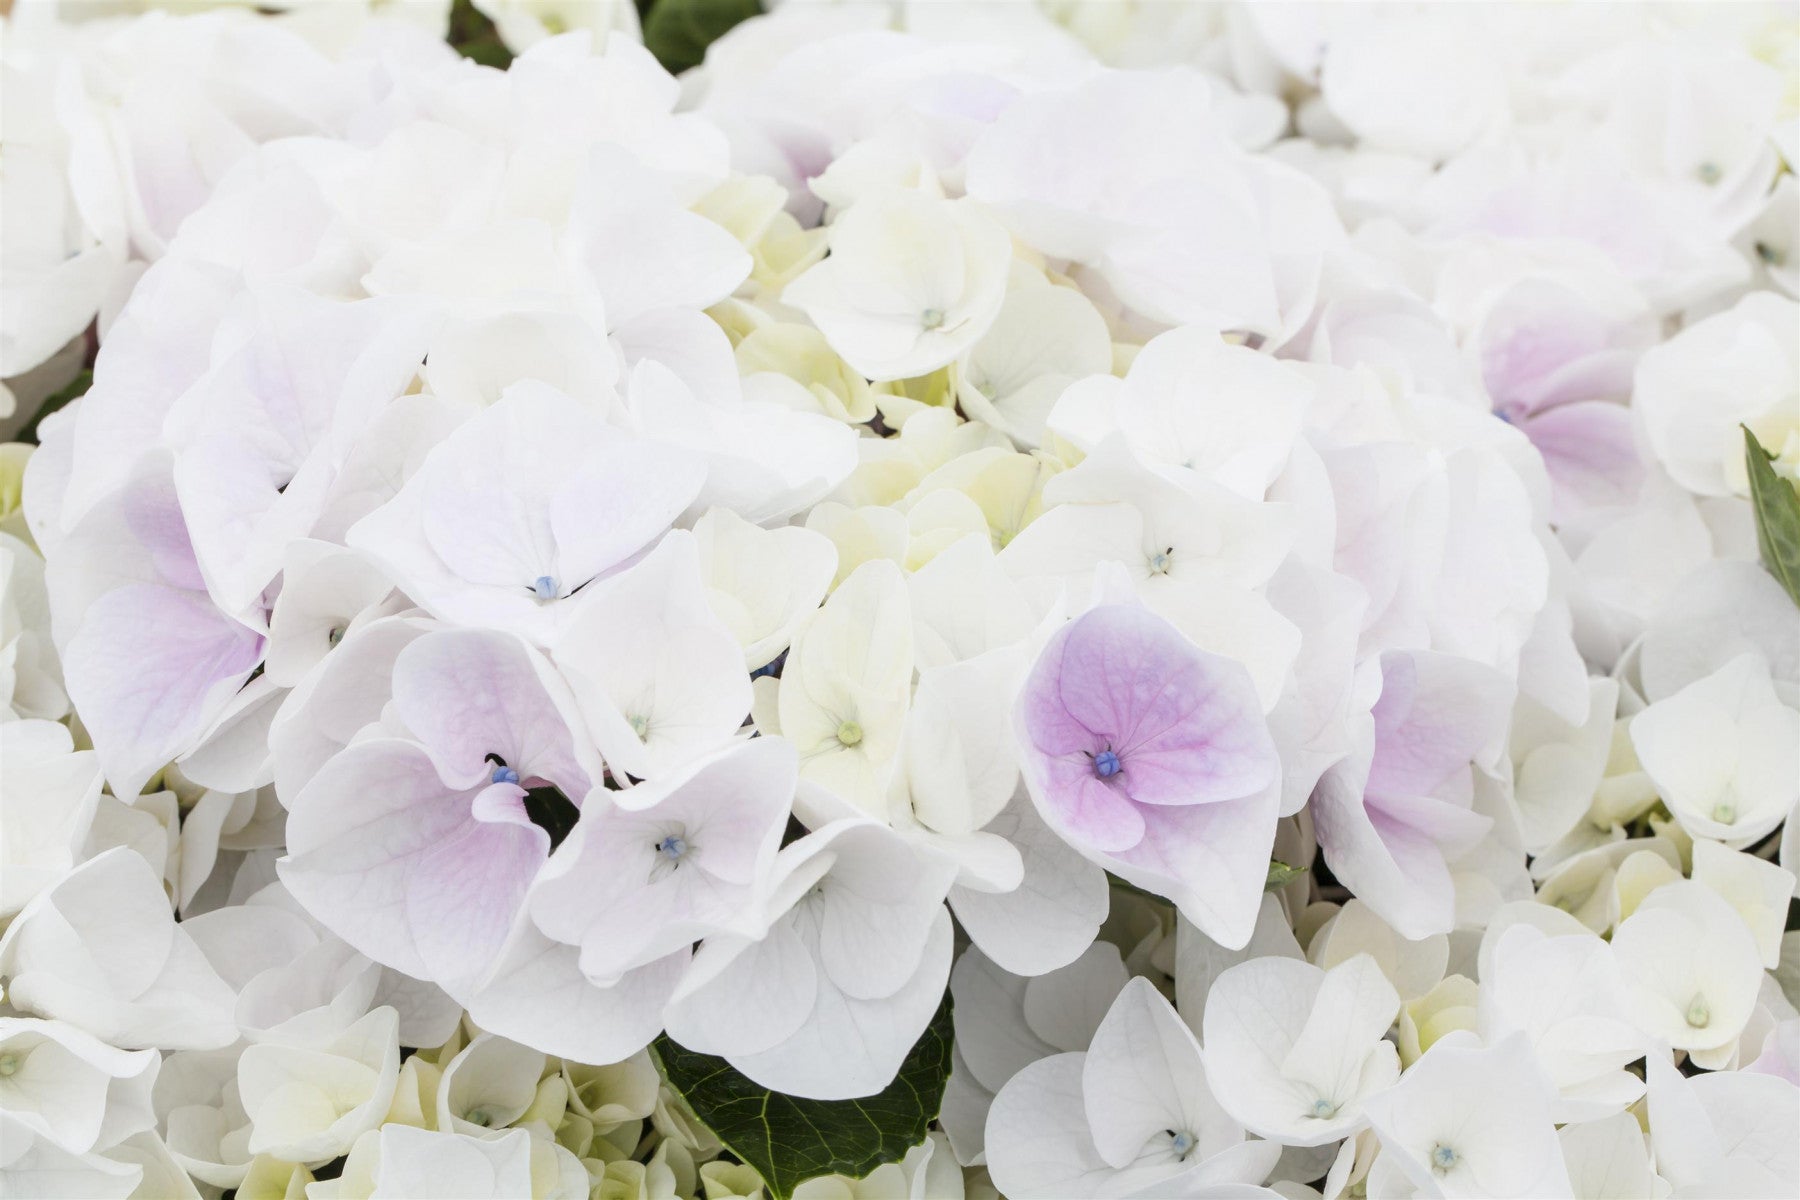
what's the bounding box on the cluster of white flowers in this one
[2,0,1798,1197]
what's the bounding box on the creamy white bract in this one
[1,1,1797,1197]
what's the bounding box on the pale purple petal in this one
[348,382,705,646]
[407,813,547,986]
[1477,276,1650,418]
[1034,758,1147,853]
[64,584,264,802]
[390,628,597,795]
[1518,401,1645,518]
[1015,604,1281,941]
[1364,650,1510,803]
[1029,606,1277,803]
[1310,751,1491,942]
[280,739,537,984]
[1111,784,1280,951]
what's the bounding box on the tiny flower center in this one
[1169,1129,1195,1159]
[1686,995,1711,1029]
[490,764,521,786]
[1310,1098,1338,1119]
[1094,749,1122,778]
[920,308,946,331]
[326,625,344,647]
[1695,161,1722,185]
[533,575,558,602]
[1431,1143,1459,1174]
[466,1107,495,1128]
[1712,800,1736,824]
[1148,546,1173,574]
[0,1052,20,1077]
[630,713,650,738]
[655,835,688,862]
[1756,240,1785,266]
[836,720,864,748]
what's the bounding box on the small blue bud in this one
[533,575,558,601]
[491,765,521,786]
[1094,749,1122,778]
[655,835,688,861]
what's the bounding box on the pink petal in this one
[1111,784,1279,949]
[1020,604,1278,810]
[408,816,547,986]
[64,583,264,802]
[1364,650,1509,802]
[1122,688,1279,807]
[1482,299,1622,417]
[391,628,595,795]
[1519,401,1645,519]
[1368,792,1494,860]
[1016,604,1281,922]
[280,739,499,980]
[1311,749,1463,941]
[1052,605,1203,752]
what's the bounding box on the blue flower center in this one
[1169,1129,1194,1158]
[1094,749,1122,778]
[490,765,520,786]
[655,835,688,861]
[533,575,558,601]
[1431,1143,1459,1173]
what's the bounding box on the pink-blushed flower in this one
[1013,603,1280,949]
[43,457,265,803]
[1311,649,1510,940]
[1474,276,1655,521]
[528,737,798,984]
[279,627,598,990]
[163,286,432,617]
[346,381,705,648]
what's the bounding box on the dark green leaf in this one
[642,0,760,76]
[447,0,513,69]
[1744,425,1800,610]
[653,991,953,1200]
[522,785,578,851]
[21,369,92,446]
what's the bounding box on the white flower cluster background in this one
[1,0,1798,1197]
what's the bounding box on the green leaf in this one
[653,991,954,1200]
[1744,425,1800,610]
[1264,859,1308,891]
[642,0,760,76]
[446,0,513,69]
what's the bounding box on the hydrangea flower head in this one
[1015,603,1280,946]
